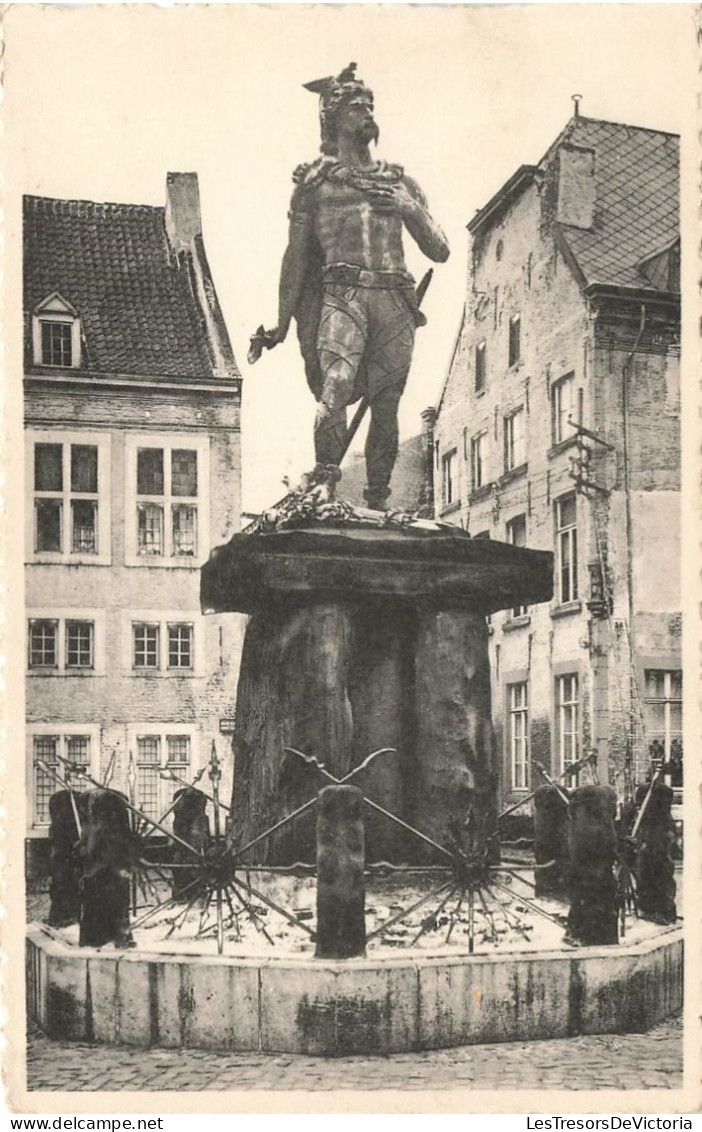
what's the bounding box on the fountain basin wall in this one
[26,924,682,1056]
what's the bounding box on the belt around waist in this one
[322,263,415,289]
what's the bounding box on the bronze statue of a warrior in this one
[250,63,449,510]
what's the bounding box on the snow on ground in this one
[53,867,680,959]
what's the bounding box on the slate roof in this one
[554,117,679,292]
[24,194,232,379]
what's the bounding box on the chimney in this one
[165,172,202,252]
[418,406,437,517]
[557,145,595,229]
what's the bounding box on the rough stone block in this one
[574,934,683,1035]
[86,956,119,1043]
[259,961,418,1055]
[46,951,88,1040]
[418,953,571,1048]
[184,959,260,1051]
[115,956,152,1046]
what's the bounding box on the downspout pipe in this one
[621,304,647,795]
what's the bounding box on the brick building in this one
[433,114,681,810]
[24,174,243,869]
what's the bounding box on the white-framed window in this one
[125,610,202,675]
[441,449,457,508]
[551,373,575,445]
[503,407,526,473]
[508,682,529,790]
[26,610,104,675]
[32,292,81,370]
[644,669,683,786]
[124,434,210,567]
[470,431,488,492]
[555,673,579,776]
[475,340,486,392]
[506,514,528,618]
[508,313,521,367]
[26,431,111,565]
[168,623,194,669]
[126,724,199,824]
[27,724,100,830]
[555,493,578,604]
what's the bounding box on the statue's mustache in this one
[360,120,380,145]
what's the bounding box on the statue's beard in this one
[358,119,379,146]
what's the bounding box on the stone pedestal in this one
[202,520,553,864]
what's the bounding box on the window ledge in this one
[27,670,103,677]
[439,500,461,517]
[28,555,112,567]
[475,387,486,398]
[469,483,493,504]
[547,436,579,459]
[503,614,531,633]
[131,670,198,677]
[125,556,204,570]
[550,600,583,619]
[499,463,528,487]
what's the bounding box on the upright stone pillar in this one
[567,785,619,946]
[635,783,677,924]
[346,601,413,861]
[47,790,88,928]
[79,790,135,949]
[171,788,210,900]
[533,784,569,897]
[414,610,497,858]
[315,785,366,959]
[232,599,354,863]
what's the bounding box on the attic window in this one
[42,322,72,367]
[32,293,81,369]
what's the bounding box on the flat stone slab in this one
[201,524,554,616]
[27,923,682,1056]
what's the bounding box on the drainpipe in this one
[621,305,646,796]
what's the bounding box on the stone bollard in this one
[567,784,619,946]
[533,785,570,898]
[634,783,677,925]
[315,785,366,959]
[79,790,135,949]
[170,788,210,901]
[47,790,89,928]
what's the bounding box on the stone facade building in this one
[24,174,242,871]
[433,114,681,811]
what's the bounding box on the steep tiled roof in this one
[556,117,679,291]
[24,194,224,379]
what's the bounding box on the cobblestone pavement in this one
[26,1014,682,1093]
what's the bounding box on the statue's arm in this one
[271,187,315,344]
[397,174,450,263]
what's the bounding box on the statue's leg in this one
[315,286,367,466]
[364,291,415,507]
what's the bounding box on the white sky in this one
[4,4,695,512]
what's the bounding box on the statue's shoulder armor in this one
[292,156,336,187]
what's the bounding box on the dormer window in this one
[32,292,81,369]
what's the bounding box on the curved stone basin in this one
[26,922,682,1056]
